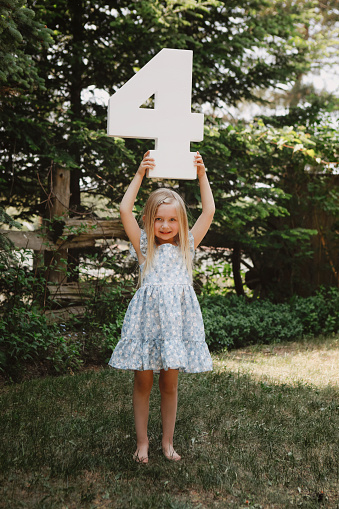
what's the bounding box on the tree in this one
[1,0,320,217]
[187,116,338,298]
[0,0,53,94]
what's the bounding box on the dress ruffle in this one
[109,337,212,373]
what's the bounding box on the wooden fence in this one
[1,218,129,322]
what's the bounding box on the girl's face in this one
[153,203,179,245]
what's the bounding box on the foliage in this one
[199,287,339,350]
[200,294,303,350]
[0,231,137,374]
[0,207,20,229]
[0,0,324,217]
[1,254,338,378]
[194,259,233,296]
[0,207,21,265]
[186,115,339,297]
[0,0,338,299]
[290,287,339,335]
[0,0,53,93]
[0,308,83,379]
[0,294,125,380]
[0,247,46,310]
[83,281,135,362]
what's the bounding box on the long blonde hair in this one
[141,188,192,282]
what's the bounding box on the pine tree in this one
[0,0,53,94]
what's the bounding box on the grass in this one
[214,335,339,388]
[0,336,338,508]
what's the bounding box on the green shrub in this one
[290,287,339,335]
[99,323,122,360]
[200,295,303,350]
[199,288,339,351]
[86,282,132,325]
[83,283,131,362]
[0,297,128,380]
[0,307,83,379]
[0,241,132,379]
[0,244,86,379]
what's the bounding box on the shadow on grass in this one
[0,368,338,508]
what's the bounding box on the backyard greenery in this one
[1,280,338,381]
[1,3,338,506]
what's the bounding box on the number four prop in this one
[107,48,204,179]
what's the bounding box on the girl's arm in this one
[191,152,215,249]
[120,151,155,262]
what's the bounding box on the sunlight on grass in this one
[214,335,339,388]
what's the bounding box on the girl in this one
[109,150,215,463]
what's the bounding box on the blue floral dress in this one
[108,230,213,373]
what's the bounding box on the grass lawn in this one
[1,335,338,508]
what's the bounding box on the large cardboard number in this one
[107,48,204,179]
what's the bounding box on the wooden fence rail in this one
[0,218,128,251]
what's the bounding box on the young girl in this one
[108,150,215,463]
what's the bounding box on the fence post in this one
[44,167,71,283]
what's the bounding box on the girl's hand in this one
[137,150,156,177]
[194,151,206,178]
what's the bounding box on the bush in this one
[0,307,83,379]
[0,301,129,381]
[86,282,132,326]
[0,286,131,380]
[200,294,303,350]
[290,287,339,335]
[83,282,132,362]
[199,287,339,351]
[0,241,131,379]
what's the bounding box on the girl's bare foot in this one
[133,442,149,464]
[162,443,181,462]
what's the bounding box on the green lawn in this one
[1,337,338,508]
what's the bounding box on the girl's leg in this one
[159,369,181,461]
[133,370,154,463]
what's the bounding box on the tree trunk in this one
[232,242,245,297]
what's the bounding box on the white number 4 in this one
[107,48,204,180]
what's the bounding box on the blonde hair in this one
[141,188,192,282]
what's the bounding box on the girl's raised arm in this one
[190,152,215,249]
[120,151,155,262]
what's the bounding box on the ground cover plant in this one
[1,336,338,509]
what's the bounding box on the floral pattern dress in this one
[108,230,213,373]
